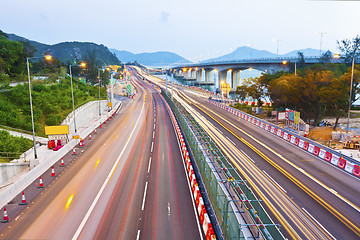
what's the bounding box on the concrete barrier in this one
[0,101,121,209]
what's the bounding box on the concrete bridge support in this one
[231,70,241,89]
[205,70,212,82]
[196,70,203,82]
[219,70,227,87]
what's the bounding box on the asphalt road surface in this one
[0,71,202,240]
[143,72,360,240]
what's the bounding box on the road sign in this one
[108,102,112,107]
[126,84,131,93]
[220,82,231,95]
[73,135,80,139]
[45,125,69,135]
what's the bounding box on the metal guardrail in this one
[162,91,286,240]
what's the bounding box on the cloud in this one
[160,11,170,23]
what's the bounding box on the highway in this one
[0,70,202,239]
[143,72,360,240]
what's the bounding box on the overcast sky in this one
[1,0,359,61]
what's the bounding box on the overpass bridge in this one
[167,57,345,90]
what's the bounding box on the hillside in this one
[202,46,324,62]
[110,49,190,67]
[7,33,120,65]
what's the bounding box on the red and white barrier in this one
[211,100,360,178]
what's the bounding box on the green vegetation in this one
[0,78,107,136]
[0,130,33,162]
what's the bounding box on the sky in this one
[1,0,359,61]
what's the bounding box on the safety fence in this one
[162,91,286,240]
[209,100,360,179]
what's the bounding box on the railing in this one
[162,90,286,240]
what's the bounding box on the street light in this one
[346,56,356,133]
[97,67,110,116]
[69,62,86,133]
[26,55,52,163]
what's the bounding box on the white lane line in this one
[153,123,156,129]
[302,208,337,240]
[151,142,154,152]
[263,170,287,193]
[136,230,140,240]
[153,131,155,139]
[148,157,152,173]
[216,128,223,134]
[225,136,236,146]
[141,182,148,210]
[240,149,255,163]
[71,97,145,240]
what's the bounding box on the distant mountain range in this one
[7,33,120,65]
[4,31,330,67]
[110,49,190,67]
[202,46,326,63]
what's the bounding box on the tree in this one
[337,35,360,66]
[237,77,268,107]
[319,50,333,63]
[297,51,305,69]
[83,50,101,85]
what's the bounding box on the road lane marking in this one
[141,182,148,211]
[225,136,236,146]
[148,157,152,173]
[72,97,145,240]
[240,150,255,163]
[154,123,156,129]
[136,230,140,240]
[216,127,223,134]
[263,170,287,193]
[302,208,337,240]
[151,142,154,152]
[153,131,155,138]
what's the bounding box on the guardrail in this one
[209,100,360,179]
[162,90,286,240]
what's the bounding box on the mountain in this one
[7,33,120,65]
[281,48,322,57]
[202,46,277,63]
[201,46,325,62]
[110,49,191,67]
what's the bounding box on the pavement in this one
[145,74,360,240]
[0,70,202,240]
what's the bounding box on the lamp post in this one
[98,69,101,116]
[346,56,356,133]
[318,32,327,57]
[69,62,86,133]
[26,55,52,165]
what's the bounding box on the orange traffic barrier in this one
[303,142,309,151]
[313,146,320,156]
[338,157,346,169]
[324,152,332,162]
[353,165,360,177]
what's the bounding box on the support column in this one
[196,70,203,82]
[219,70,227,86]
[231,70,241,89]
[205,70,212,82]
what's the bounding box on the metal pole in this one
[69,65,77,133]
[98,69,101,116]
[295,61,297,76]
[27,58,37,162]
[166,73,168,94]
[346,57,355,133]
[110,72,114,108]
[171,76,174,99]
